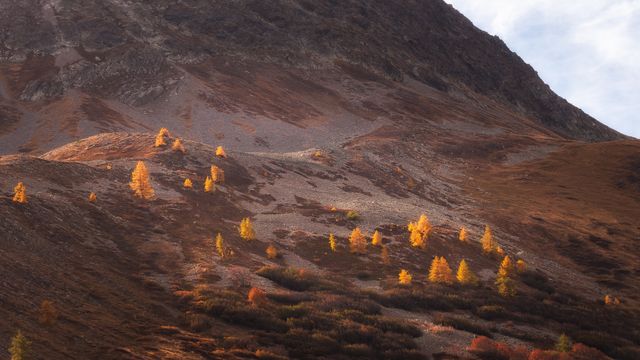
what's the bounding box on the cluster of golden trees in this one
[328,213,529,297]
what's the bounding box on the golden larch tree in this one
[266,245,278,259]
[456,259,478,285]
[408,214,431,235]
[239,217,256,240]
[88,192,97,203]
[496,255,516,297]
[204,176,214,193]
[211,165,225,184]
[172,138,185,153]
[409,228,426,249]
[216,146,226,158]
[371,230,382,246]
[130,161,155,199]
[329,233,337,252]
[349,227,367,254]
[154,128,170,147]
[215,233,225,258]
[398,269,412,285]
[481,225,495,254]
[428,256,454,284]
[516,259,526,273]
[12,182,27,204]
[9,330,30,360]
[495,245,505,257]
[381,245,390,265]
[459,227,468,242]
[183,178,193,189]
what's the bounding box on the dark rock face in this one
[0,0,623,141]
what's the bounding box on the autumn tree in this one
[409,228,426,249]
[496,255,516,297]
[329,233,337,252]
[398,269,412,285]
[130,161,155,199]
[172,138,185,153]
[88,192,97,203]
[408,214,430,249]
[371,230,382,246]
[555,334,572,352]
[516,259,526,273]
[428,256,454,284]
[349,227,367,254]
[211,165,225,184]
[38,300,58,326]
[216,146,226,158]
[266,245,278,259]
[248,287,267,306]
[204,176,214,193]
[604,294,621,306]
[459,227,468,242]
[154,128,170,147]
[9,331,30,360]
[481,225,496,254]
[12,182,27,204]
[239,218,256,240]
[381,246,390,265]
[183,178,193,189]
[215,233,226,258]
[456,259,478,285]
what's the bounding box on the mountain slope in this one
[0,1,638,359]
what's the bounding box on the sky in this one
[443,0,640,138]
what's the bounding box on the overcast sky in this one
[443,0,640,138]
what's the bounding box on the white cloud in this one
[444,0,640,137]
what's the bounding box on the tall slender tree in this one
[398,269,412,285]
[239,218,256,240]
[371,230,382,246]
[130,161,155,199]
[456,259,478,285]
[496,255,516,297]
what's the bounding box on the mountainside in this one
[0,1,639,360]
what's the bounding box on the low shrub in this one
[434,315,492,337]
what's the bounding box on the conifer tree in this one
[266,245,278,259]
[516,259,526,273]
[459,227,468,242]
[555,334,572,352]
[239,218,256,240]
[381,245,390,265]
[130,161,155,199]
[12,182,27,204]
[496,255,516,297]
[408,214,431,235]
[329,233,337,252]
[456,259,478,285]
[9,330,30,360]
[154,128,170,147]
[428,256,454,284]
[481,225,495,254]
[211,165,225,184]
[371,230,382,246]
[38,300,58,326]
[495,245,505,256]
[398,269,412,285]
[204,176,214,193]
[349,227,367,254]
[215,233,225,258]
[183,178,193,189]
[216,146,226,158]
[88,192,97,203]
[172,138,186,153]
[409,228,426,249]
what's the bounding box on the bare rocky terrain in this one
[1,1,639,359]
